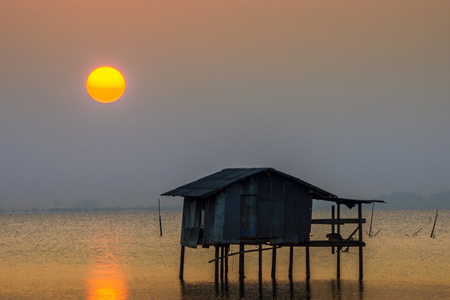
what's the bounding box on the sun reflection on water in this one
[86,260,128,300]
[85,226,129,300]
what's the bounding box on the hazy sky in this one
[1,1,449,209]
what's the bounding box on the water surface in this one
[0,210,448,299]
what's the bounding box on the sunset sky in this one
[1,1,449,210]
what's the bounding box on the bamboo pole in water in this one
[337,204,341,279]
[430,208,439,238]
[369,202,375,237]
[358,203,364,280]
[158,198,162,237]
[331,205,335,254]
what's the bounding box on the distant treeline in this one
[0,205,182,214]
[376,191,450,210]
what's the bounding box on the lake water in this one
[0,209,448,299]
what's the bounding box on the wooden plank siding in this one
[203,196,216,245]
[284,179,299,243]
[257,173,272,239]
[297,185,313,243]
[223,183,241,243]
[181,197,202,248]
[213,192,226,244]
[270,174,285,239]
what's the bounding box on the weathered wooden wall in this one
[181,171,313,247]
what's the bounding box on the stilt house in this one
[162,167,384,280]
[162,167,336,248]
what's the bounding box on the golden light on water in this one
[86,66,126,103]
[86,261,128,300]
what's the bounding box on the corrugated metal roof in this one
[161,167,336,199]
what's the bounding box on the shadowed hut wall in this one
[223,184,241,242]
[284,179,299,243]
[181,197,202,248]
[270,174,285,241]
[213,192,226,243]
[181,170,315,247]
[297,185,313,243]
[203,196,216,245]
[257,174,272,238]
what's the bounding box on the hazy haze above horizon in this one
[1,1,449,210]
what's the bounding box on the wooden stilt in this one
[220,246,224,280]
[337,246,341,279]
[271,245,277,279]
[305,245,310,280]
[332,205,335,254]
[258,244,263,279]
[288,246,293,279]
[358,203,364,280]
[337,204,341,279]
[337,204,341,239]
[225,244,229,278]
[179,245,185,280]
[239,244,245,279]
[215,245,219,281]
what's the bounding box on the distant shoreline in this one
[0,205,183,214]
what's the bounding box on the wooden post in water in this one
[158,198,163,237]
[288,246,294,279]
[331,205,335,254]
[305,245,311,280]
[258,244,263,279]
[337,204,341,279]
[239,244,245,279]
[215,245,219,281]
[225,244,229,278]
[220,246,224,280]
[358,203,364,280]
[271,245,277,279]
[179,245,185,280]
[430,208,439,238]
[369,202,375,237]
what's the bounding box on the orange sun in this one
[86,67,126,103]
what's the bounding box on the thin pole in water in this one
[158,198,163,237]
[369,202,375,237]
[430,208,439,238]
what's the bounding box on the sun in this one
[86,67,126,103]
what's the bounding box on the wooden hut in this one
[162,167,384,280]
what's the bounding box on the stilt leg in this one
[258,244,263,279]
[359,246,363,280]
[271,245,277,279]
[220,246,224,281]
[225,244,229,278]
[305,245,310,280]
[358,203,364,280]
[239,244,245,279]
[337,247,341,279]
[179,245,185,280]
[332,205,335,254]
[288,246,293,279]
[215,245,219,281]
